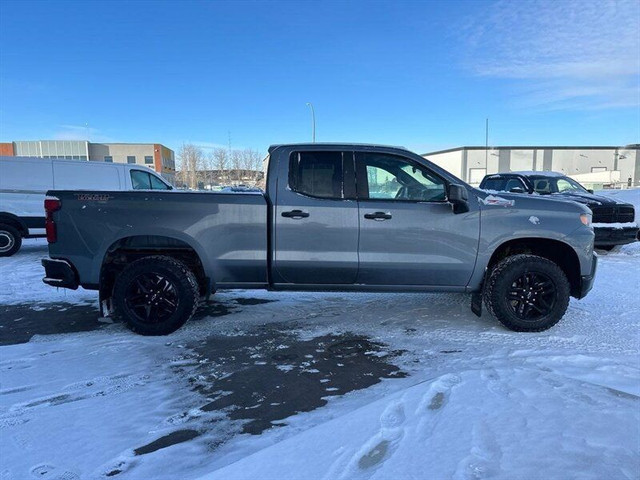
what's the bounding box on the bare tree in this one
[230,149,242,184]
[212,148,229,185]
[201,151,214,189]
[177,143,203,190]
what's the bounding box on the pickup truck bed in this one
[47,190,268,291]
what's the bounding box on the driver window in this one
[361,153,446,202]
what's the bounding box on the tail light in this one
[44,196,61,243]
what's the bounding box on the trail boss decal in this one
[75,194,112,202]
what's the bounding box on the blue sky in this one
[1,0,638,155]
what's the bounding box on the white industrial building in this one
[423,146,639,189]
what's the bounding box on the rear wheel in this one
[485,254,570,332]
[0,224,22,257]
[113,255,199,335]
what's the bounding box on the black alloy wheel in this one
[124,272,180,324]
[112,255,199,335]
[507,271,556,321]
[484,254,570,332]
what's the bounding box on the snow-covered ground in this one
[1,189,639,480]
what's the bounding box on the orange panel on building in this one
[153,144,162,172]
[0,143,15,156]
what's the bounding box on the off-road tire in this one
[484,254,570,332]
[113,255,199,335]
[0,224,22,257]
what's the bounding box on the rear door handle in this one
[281,209,310,219]
[364,211,392,221]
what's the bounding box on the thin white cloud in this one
[460,0,640,110]
[53,124,116,143]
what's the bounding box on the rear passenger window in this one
[289,151,344,199]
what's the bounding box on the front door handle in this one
[364,211,392,221]
[281,209,310,219]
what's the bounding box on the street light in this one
[306,102,316,143]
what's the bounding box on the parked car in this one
[0,156,172,256]
[41,144,597,335]
[479,171,638,249]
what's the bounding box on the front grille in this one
[618,206,635,223]
[591,205,635,224]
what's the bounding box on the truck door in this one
[355,151,479,286]
[273,150,358,284]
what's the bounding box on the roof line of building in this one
[423,145,639,156]
[4,140,170,147]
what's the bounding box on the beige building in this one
[1,140,176,184]
[423,145,639,188]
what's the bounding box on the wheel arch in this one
[99,234,213,305]
[0,212,28,236]
[487,237,582,297]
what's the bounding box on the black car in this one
[479,171,639,249]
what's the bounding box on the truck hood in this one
[473,189,591,214]
[548,191,633,209]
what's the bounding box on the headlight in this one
[580,213,592,227]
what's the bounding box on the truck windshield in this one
[481,176,526,192]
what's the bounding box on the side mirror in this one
[448,184,469,214]
[587,189,594,194]
[509,187,525,193]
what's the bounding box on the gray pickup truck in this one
[42,143,597,335]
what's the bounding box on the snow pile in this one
[598,188,640,212]
[592,222,637,229]
[199,367,638,480]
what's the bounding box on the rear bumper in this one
[42,258,79,290]
[576,253,598,299]
[594,226,639,246]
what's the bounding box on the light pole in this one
[306,102,316,143]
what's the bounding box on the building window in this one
[80,155,87,161]
[127,156,136,164]
[104,156,113,163]
[144,156,154,164]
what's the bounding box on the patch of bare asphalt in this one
[126,327,405,463]
[133,429,201,456]
[184,325,406,435]
[0,303,102,345]
[0,297,273,345]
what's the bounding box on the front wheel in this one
[0,224,22,257]
[112,255,199,335]
[484,254,570,332]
